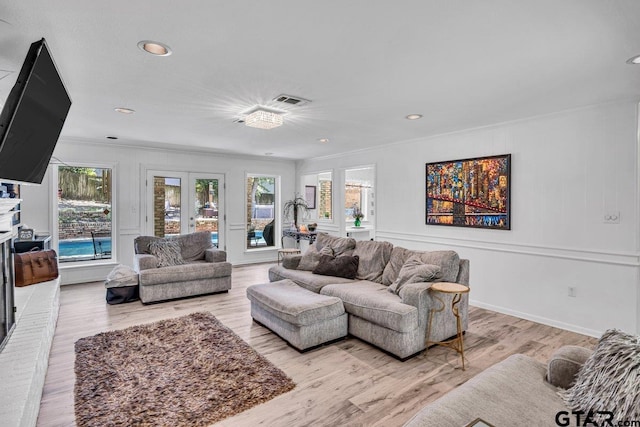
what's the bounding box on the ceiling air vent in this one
[273,94,311,106]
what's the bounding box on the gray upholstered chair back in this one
[456,259,470,286]
[134,231,213,262]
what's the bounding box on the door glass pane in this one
[58,166,112,263]
[193,178,219,247]
[153,176,182,238]
[247,175,276,249]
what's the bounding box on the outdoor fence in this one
[59,222,112,240]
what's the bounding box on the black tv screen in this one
[0,38,71,184]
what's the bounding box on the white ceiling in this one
[1,1,639,160]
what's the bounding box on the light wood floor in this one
[37,263,597,427]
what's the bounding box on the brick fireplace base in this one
[0,278,60,427]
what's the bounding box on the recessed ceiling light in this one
[114,107,135,114]
[106,136,118,140]
[626,54,640,64]
[318,138,329,143]
[406,114,423,120]
[137,40,172,56]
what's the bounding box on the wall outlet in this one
[604,212,620,224]
[568,286,577,297]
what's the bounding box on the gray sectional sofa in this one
[406,328,640,426]
[267,234,469,359]
[133,231,232,303]
[404,345,593,426]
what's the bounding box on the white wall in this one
[21,139,296,284]
[297,101,640,336]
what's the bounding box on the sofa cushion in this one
[313,255,359,279]
[149,240,185,267]
[562,329,640,422]
[297,245,334,271]
[382,247,414,285]
[353,240,393,283]
[246,279,345,326]
[176,231,212,262]
[388,258,441,294]
[320,281,418,333]
[382,247,460,285]
[315,233,356,256]
[134,235,163,255]
[268,265,356,293]
[139,261,232,286]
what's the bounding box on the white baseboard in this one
[470,299,601,338]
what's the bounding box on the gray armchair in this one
[133,231,231,303]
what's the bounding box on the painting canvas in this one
[426,154,511,230]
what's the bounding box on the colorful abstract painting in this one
[426,154,511,230]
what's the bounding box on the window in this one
[246,175,277,249]
[345,166,374,222]
[57,166,113,263]
[318,172,332,220]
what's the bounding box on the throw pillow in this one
[148,240,185,267]
[315,233,357,257]
[388,256,442,294]
[381,247,460,285]
[312,254,360,279]
[546,345,593,389]
[297,245,334,271]
[562,329,640,423]
[352,240,393,283]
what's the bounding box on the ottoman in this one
[105,264,139,304]
[246,279,348,351]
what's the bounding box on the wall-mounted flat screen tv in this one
[0,38,71,185]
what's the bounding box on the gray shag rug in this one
[74,312,295,427]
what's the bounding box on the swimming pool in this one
[58,233,223,261]
[59,238,112,258]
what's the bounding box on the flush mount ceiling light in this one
[626,54,640,64]
[318,138,330,143]
[406,114,423,120]
[114,107,135,114]
[244,109,284,130]
[137,40,172,56]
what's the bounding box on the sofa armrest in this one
[399,281,433,327]
[134,254,157,271]
[282,254,302,270]
[546,345,593,389]
[205,248,227,263]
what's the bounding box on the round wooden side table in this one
[425,281,470,370]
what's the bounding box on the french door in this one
[146,170,225,249]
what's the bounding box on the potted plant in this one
[353,206,364,227]
[283,195,309,230]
